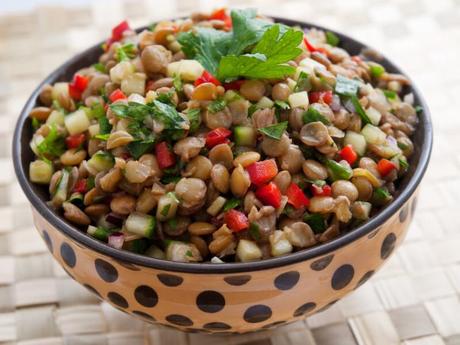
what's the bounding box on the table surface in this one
[1,0,459,344]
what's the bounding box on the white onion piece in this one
[108,232,125,249]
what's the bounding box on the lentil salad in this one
[27,9,419,263]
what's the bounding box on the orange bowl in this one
[13,17,432,334]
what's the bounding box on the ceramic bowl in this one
[13,17,432,334]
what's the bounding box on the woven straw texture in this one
[1,0,460,344]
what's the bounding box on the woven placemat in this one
[1,0,459,344]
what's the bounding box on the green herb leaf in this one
[185,250,193,257]
[249,222,261,241]
[415,105,423,113]
[294,71,311,92]
[167,218,178,229]
[95,133,110,141]
[127,141,154,159]
[369,63,385,78]
[31,117,40,131]
[92,63,106,73]
[258,121,288,140]
[115,43,137,62]
[335,75,361,96]
[208,99,227,113]
[372,187,393,205]
[172,73,183,92]
[325,31,340,46]
[274,100,290,110]
[383,90,397,100]
[303,106,330,125]
[36,125,66,158]
[223,198,241,212]
[160,203,171,217]
[185,108,201,133]
[326,159,353,181]
[350,95,372,125]
[303,213,326,233]
[98,117,112,135]
[156,88,177,105]
[398,155,409,170]
[177,27,232,75]
[248,104,258,117]
[217,25,302,80]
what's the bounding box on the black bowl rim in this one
[13,16,433,274]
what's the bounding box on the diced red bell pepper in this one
[65,133,86,149]
[309,90,333,105]
[224,209,249,232]
[194,70,221,87]
[246,160,278,186]
[209,8,232,29]
[68,74,89,100]
[109,88,127,103]
[112,20,131,42]
[377,159,397,177]
[73,179,87,194]
[286,183,310,209]
[223,79,244,91]
[311,184,332,197]
[205,127,232,148]
[155,142,176,169]
[339,145,358,165]
[255,182,282,208]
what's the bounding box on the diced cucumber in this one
[344,131,367,156]
[125,212,156,239]
[366,106,382,126]
[64,109,90,135]
[256,96,274,109]
[236,239,262,262]
[87,225,111,241]
[352,201,372,220]
[223,90,241,102]
[326,159,353,181]
[234,126,256,146]
[68,192,84,209]
[88,123,100,138]
[30,134,45,156]
[51,168,69,207]
[29,160,53,184]
[156,192,179,221]
[87,151,114,173]
[110,61,135,84]
[166,60,204,81]
[121,73,146,96]
[51,82,69,101]
[361,124,386,145]
[46,110,65,126]
[288,91,309,109]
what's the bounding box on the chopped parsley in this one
[95,133,110,141]
[223,198,241,212]
[92,62,106,73]
[349,94,371,125]
[326,31,340,46]
[249,222,261,241]
[185,108,201,133]
[415,105,423,113]
[303,106,330,125]
[115,43,137,62]
[185,250,193,257]
[369,63,385,78]
[160,204,171,217]
[274,100,290,110]
[258,121,288,140]
[383,90,397,100]
[36,125,65,158]
[208,99,227,113]
[303,213,327,233]
[172,73,183,92]
[294,71,311,92]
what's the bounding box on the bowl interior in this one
[13,17,433,273]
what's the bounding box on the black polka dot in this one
[83,284,101,297]
[331,264,354,290]
[411,197,418,216]
[108,292,128,309]
[310,254,334,271]
[356,270,375,289]
[132,310,156,321]
[157,273,183,287]
[243,305,272,323]
[399,204,410,223]
[262,321,286,329]
[166,314,193,327]
[186,328,201,333]
[203,322,231,330]
[368,226,382,239]
[134,285,158,308]
[60,243,76,268]
[274,271,300,290]
[115,260,141,271]
[293,302,316,317]
[95,259,118,283]
[196,290,225,313]
[42,230,53,252]
[381,232,396,260]
[224,275,251,286]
